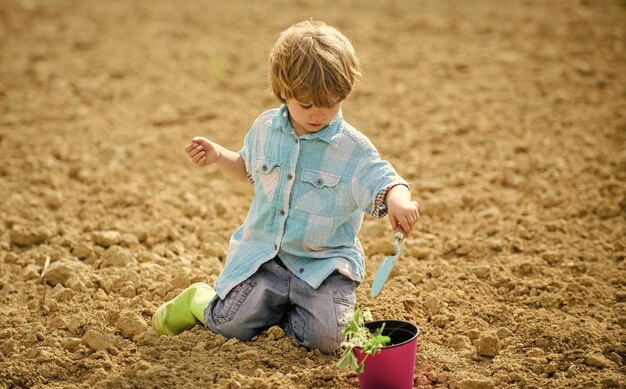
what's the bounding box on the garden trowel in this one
[371,230,405,297]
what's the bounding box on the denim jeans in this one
[204,257,356,353]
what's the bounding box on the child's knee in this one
[293,318,344,354]
[207,319,257,341]
[304,328,343,354]
[204,299,259,341]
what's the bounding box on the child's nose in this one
[312,109,324,120]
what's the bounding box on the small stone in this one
[93,231,122,248]
[476,334,499,357]
[615,291,626,302]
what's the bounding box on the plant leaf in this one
[337,348,359,371]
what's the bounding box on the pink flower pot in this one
[354,320,419,389]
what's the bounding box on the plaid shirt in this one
[214,105,408,298]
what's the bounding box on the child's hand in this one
[385,185,419,237]
[184,137,220,167]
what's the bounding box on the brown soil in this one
[1,0,625,388]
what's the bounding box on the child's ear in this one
[280,91,287,100]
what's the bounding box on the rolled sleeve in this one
[371,182,410,218]
[351,148,408,217]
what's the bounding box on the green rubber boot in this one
[152,282,216,336]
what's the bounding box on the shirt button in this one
[299,268,304,273]
[287,174,293,180]
[315,178,323,185]
[280,209,285,216]
[262,164,268,172]
[295,139,299,144]
[274,244,278,250]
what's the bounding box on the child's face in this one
[283,98,342,136]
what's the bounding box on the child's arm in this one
[385,185,419,237]
[184,137,248,182]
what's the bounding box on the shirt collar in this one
[272,105,344,147]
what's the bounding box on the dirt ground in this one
[1,0,625,388]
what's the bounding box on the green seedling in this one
[337,308,391,373]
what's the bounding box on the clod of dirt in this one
[81,329,114,352]
[584,354,611,369]
[151,103,181,125]
[93,230,122,248]
[10,225,53,246]
[266,326,285,340]
[448,335,472,351]
[117,310,149,339]
[44,259,90,287]
[526,348,545,358]
[475,334,499,357]
[471,266,490,279]
[424,295,440,316]
[100,246,135,268]
[49,284,75,302]
[455,378,495,389]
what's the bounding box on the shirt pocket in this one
[295,169,341,216]
[252,157,281,202]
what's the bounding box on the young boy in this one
[152,20,419,354]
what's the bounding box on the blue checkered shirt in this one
[214,105,408,298]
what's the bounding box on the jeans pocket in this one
[212,279,258,324]
[332,291,356,342]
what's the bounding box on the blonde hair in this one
[269,20,362,108]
